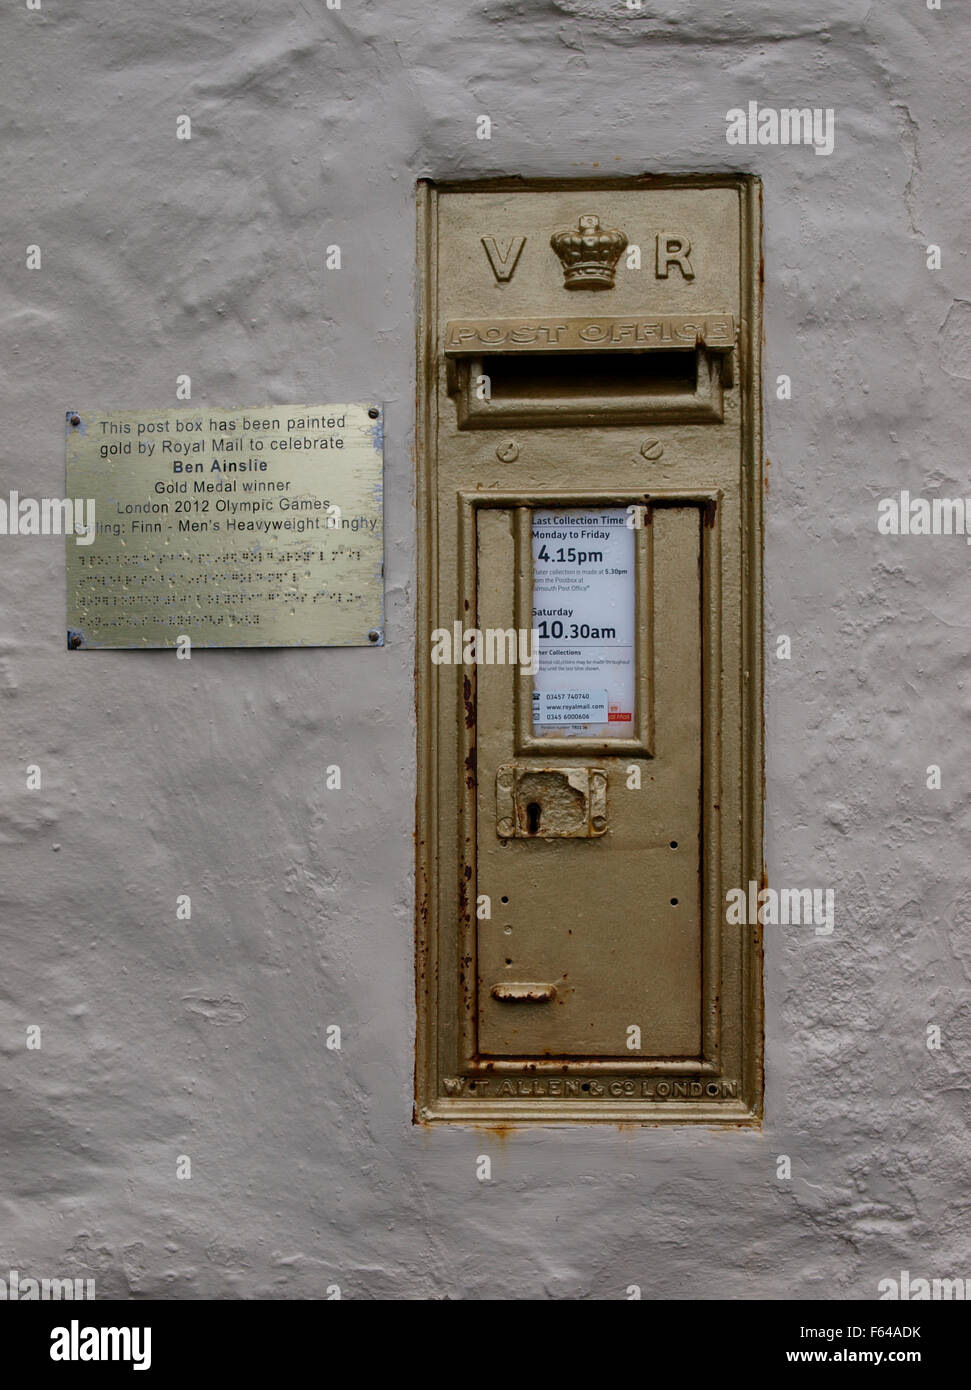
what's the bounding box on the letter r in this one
[656,232,694,280]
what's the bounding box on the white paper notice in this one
[532,507,636,736]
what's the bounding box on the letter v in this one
[481,236,526,282]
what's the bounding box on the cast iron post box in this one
[416,176,763,1123]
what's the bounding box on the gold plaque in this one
[65,403,383,649]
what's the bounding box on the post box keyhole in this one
[497,765,606,838]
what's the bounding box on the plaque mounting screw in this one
[640,439,663,460]
[368,629,382,643]
[496,440,520,463]
[368,407,380,419]
[67,631,83,650]
[69,415,81,427]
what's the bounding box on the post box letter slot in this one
[448,346,729,427]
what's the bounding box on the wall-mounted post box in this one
[416,177,763,1124]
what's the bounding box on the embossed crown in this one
[550,213,628,290]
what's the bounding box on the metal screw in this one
[367,629,381,643]
[368,407,380,419]
[496,440,519,463]
[640,439,663,460]
[67,631,83,650]
[69,415,81,427]
[497,818,514,838]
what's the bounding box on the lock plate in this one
[496,764,607,838]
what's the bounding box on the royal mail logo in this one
[549,214,628,291]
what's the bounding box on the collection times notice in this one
[531,507,636,735]
[65,403,384,649]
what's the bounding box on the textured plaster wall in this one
[1,0,968,1300]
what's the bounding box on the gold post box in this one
[416,177,763,1124]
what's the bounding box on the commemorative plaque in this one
[65,403,384,649]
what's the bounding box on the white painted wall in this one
[1,0,966,1298]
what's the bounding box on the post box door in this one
[475,503,703,1058]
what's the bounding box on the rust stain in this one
[473,1124,514,1147]
[491,982,557,1003]
[463,674,475,729]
